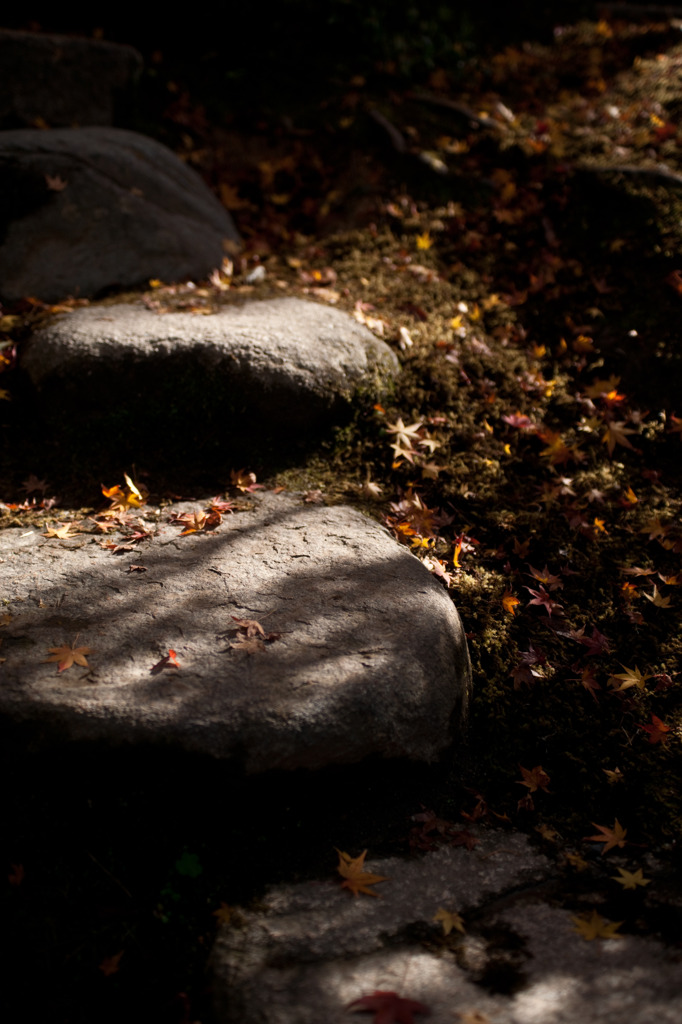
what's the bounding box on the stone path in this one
[20,297,399,452]
[209,828,682,1024]
[2,28,678,1022]
[0,491,469,771]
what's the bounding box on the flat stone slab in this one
[0,492,469,771]
[0,127,240,303]
[21,298,399,452]
[209,830,682,1023]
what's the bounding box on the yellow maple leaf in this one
[42,522,78,539]
[611,867,650,890]
[572,910,623,940]
[434,907,465,936]
[416,231,432,250]
[335,849,387,897]
[584,819,627,854]
[643,585,671,608]
[608,665,651,692]
[502,590,520,616]
[44,643,92,673]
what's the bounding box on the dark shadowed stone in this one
[0,492,470,771]
[0,29,143,129]
[208,831,682,1023]
[0,127,240,302]
[20,297,399,455]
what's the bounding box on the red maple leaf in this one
[638,714,671,745]
[347,990,430,1023]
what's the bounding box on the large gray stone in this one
[0,491,469,770]
[0,29,143,129]
[0,127,240,303]
[209,832,682,1023]
[20,297,399,449]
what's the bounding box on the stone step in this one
[208,829,682,1024]
[0,126,240,303]
[20,297,399,459]
[0,490,470,771]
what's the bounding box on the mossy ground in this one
[2,12,682,1022]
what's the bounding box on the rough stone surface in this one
[0,29,143,129]
[21,297,400,446]
[0,491,470,771]
[209,831,682,1023]
[0,127,240,303]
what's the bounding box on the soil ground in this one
[2,8,682,1022]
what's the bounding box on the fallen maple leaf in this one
[150,649,180,673]
[8,863,24,885]
[585,819,627,854]
[638,713,671,745]
[44,643,92,673]
[434,907,465,936]
[517,765,551,794]
[502,590,520,616]
[347,990,430,1023]
[335,849,387,897]
[611,866,650,890]
[602,421,638,457]
[608,665,652,692]
[42,522,78,539]
[572,910,623,940]
[98,950,124,976]
[230,468,264,492]
[212,902,233,924]
[643,585,671,608]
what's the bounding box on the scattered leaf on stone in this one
[126,564,147,573]
[150,649,180,673]
[434,907,465,935]
[572,910,623,940]
[98,951,124,976]
[612,867,650,890]
[42,522,78,539]
[347,990,430,1022]
[335,849,387,897]
[585,819,627,854]
[44,643,92,673]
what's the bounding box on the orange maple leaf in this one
[502,590,520,616]
[517,765,551,794]
[335,849,387,897]
[584,819,627,854]
[44,643,92,673]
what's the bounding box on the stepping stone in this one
[0,127,240,303]
[209,831,682,1023]
[0,29,142,129]
[20,298,399,456]
[0,491,470,771]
